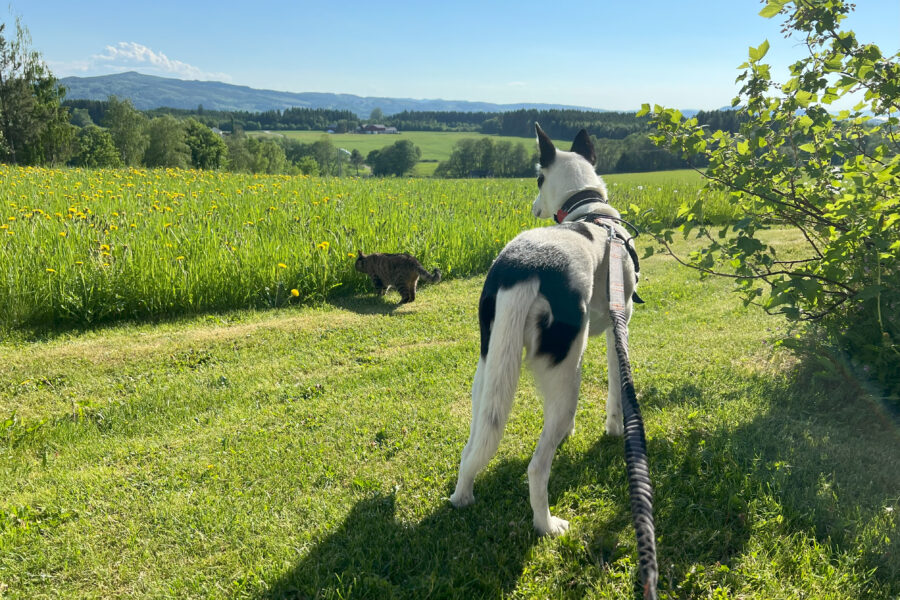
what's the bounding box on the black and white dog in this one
[450,124,639,536]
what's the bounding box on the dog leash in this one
[605,221,659,599]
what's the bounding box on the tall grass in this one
[0,166,730,329]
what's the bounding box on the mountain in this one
[59,71,605,115]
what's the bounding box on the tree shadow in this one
[260,458,541,599]
[640,367,899,595]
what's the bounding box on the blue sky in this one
[9,1,900,111]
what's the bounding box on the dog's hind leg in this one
[450,357,516,508]
[528,326,588,536]
[451,286,532,509]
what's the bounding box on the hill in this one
[58,71,605,115]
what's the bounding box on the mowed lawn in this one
[1,230,897,599]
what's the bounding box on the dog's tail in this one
[475,280,538,433]
[416,264,441,283]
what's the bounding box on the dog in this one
[450,124,639,536]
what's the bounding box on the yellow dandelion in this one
[278,263,288,269]
[100,244,110,252]
[347,252,355,258]
[59,231,67,237]
[75,261,83,266]
[291,289,300,297]
[46,268,56,273]
[175,256,185,260]
[317,241,329,250]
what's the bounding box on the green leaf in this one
[759,0,785,18]
[749,40,770,62]
[855,285,884,301]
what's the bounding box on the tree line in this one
[1,14,740,177]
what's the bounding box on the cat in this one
[354,251,441,303]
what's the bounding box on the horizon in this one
[9,1,900,112]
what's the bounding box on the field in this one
[0,166,733,332]
[1,166,897,599]
[250,131,555,176]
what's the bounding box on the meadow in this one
[1,165,896,599]
[0,166,733,332]
[250,131,558,176]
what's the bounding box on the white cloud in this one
[55,42,231,82]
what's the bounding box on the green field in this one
[0,166,733,332]
[1,228,896,599]
[1,166,895,598]
[253,130,542,163]
[250,130,555,176]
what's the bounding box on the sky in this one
[8,0,900,111]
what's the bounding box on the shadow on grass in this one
[260,459,540,599]
[327,293,404,316]
[643,366,899,597]
[260,361,898,599]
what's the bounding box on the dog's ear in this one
[535,122,556,168]
[356,250,364,259]
[570,129,596,165]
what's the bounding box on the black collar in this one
[553,189,608,223]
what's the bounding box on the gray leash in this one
[607,225,659,600]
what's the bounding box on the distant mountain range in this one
[59,71,608,115]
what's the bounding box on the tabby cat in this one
[354,251,441,303]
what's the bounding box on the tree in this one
[247,137,287,173]
[144,115,190,168]
[224,127,253,172]
[0,17,74,165]
[70,124,121,168]
[349,148,364,175]
[70,107,93,127]
[184,118,227,169]
[103,95,148,166]
[642,0,900,399]
[368,139,420,176]
[369,107,384,123]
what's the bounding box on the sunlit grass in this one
[0,165,731,330]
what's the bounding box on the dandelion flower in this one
[317,241,329,250]
[46,268,56,273]
[176,256,185,260]
[278,263,288,269]
[59,232,67,237]
[291,289,300,297]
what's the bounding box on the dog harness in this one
[554,190,644,303]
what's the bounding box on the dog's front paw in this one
[535,515,570,536]
[450,489,475,508]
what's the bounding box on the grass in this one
[0,166,733,332]
[1,229,896,599]
[251,130,544,165]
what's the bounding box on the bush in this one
[642,0,900,404]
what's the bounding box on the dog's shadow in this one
[259,458,552,599]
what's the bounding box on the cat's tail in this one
[417,264,441,283]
